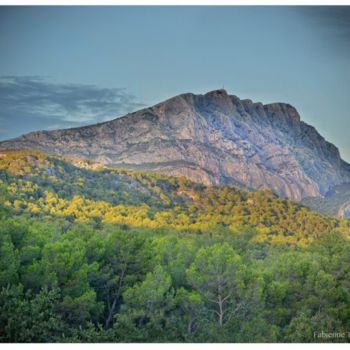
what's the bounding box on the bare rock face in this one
[1,89,350,202]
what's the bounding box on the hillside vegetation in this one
[0,150,349,342]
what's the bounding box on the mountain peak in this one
[205,88,229,96]
[164,89,230,105]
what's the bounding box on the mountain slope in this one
[1,89,350,202]
[1,150,348,246]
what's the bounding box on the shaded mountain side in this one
[1,89,350,202]
[302,183,350,218]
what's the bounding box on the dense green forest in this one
[0,151,349,342]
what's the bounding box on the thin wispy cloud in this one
[0,76,145,140]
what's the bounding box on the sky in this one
[1,6,350,161]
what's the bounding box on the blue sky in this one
[1,6,350,161]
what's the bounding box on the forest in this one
[0,151,349,342]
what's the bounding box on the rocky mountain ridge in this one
[1,89,350,202]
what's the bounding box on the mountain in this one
[1,89,350,203]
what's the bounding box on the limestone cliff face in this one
[1,89,349,201]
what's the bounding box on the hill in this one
[0,150,348,246]
[0,150,350,343]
